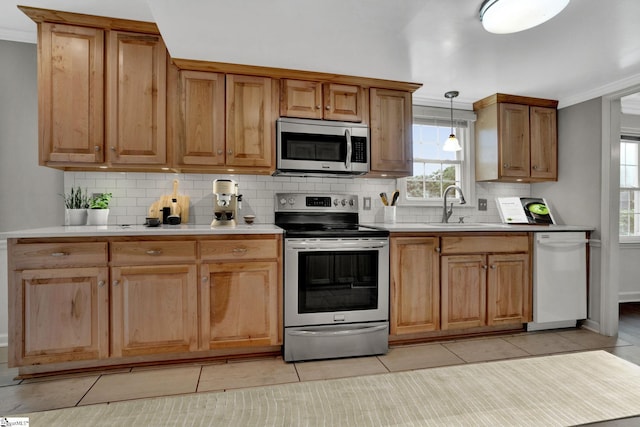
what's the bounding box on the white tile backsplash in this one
[64,172,531,226]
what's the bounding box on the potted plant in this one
[62,187,89,225]
[87,193,113,226]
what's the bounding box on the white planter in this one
[65,208,87,226]
[87,209,109,226]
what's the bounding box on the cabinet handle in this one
[217,149,223,155]
[325,105,331,110]
[110,146,116,152]
[98,280,105,287]
[94,145,101,152]
[146,249,163,256]
[202,276,208,283]
[50,252,69,257]
[435,247,441,253]
[532,165,538,170]
[503,163,510,168]
[232,247,248,253]
[490,265,497,269]
[316,105,321,109]
[113,280,120,286]
[228,149,233,155]
[482,265,488,270]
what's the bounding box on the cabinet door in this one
[107,31,167,165]
[529,106,557,180]
[280,79,323,119]
[390,237,440,335]
[225,74,275,168]
[369,88,413,176]
[323,83,363,122]
[13,267,108,366]
[39,23,104,164]
[200,262,280,349]
[486,253,530,326]
[111,264,197,357]
[499,103,530,179]
[441,255,486,330]
[175,70,226,167]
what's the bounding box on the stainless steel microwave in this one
[275,117,369,177]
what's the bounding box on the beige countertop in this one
[1,224,284,239]
[371,222,595,233]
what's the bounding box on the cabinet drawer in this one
[111,241,196,265]
[200,238,279,261]
[11,242,107,269]
[441,235,529,254]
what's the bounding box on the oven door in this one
[284,238,389,327]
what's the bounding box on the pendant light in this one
[443,91,461,152]
[479,0,570,34]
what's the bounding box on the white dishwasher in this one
[527,231,588,331]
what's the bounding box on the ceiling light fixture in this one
[479,0,570,34]
[443,91,462,152]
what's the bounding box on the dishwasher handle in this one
[536,239,589,248]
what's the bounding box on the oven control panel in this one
[275,193,359,212]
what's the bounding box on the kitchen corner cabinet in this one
[474,94,558,182]
[199,237,282,349]
[38,23,105,165]
[390,236,440,336]
[440,235,531,330]
[279,79,364,122]
[106,31,168,166]
[8,241,109,366]
[369,88,413,177]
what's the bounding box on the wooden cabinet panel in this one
[200,262,280,349]
[369,88,413,177]
[13,267,109,365]
[441,235,529,255]
[441,255,486,330]
[226,74,274,168]
[111,264,198,356]
[107,31,167,165]
[175,70,226,167]
[110,241,196,265]
[39,23,104,164]
[499,103,530,179]
[280,79,323,119]
[323,83,363,122]
[487,253,530,325]
[390,237,440,335]
[530,106,557,179]
[200,238,279,262]
[11,242,107,269]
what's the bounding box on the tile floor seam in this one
[75,375,103,407]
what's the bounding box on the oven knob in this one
[349,199,355,206]
[333,199,339,206]
[288,197,296,205]
[279,198,287,206]
[341,199,347,206]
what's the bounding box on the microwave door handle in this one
[345,128,352,170]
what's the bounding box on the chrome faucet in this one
[442,185,466,223]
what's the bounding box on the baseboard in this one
[581,319,601,334]
[0,333,7,347]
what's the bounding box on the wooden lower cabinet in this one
[390,236,440,335]
[111,264,198,357]
[12,267,109,366]
[441,255,487,330]
[200,261,280,349]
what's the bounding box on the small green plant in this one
[90,193,113,209]
[62,187,90,209]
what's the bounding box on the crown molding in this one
[0,27,35,44]
[558,74,640,109]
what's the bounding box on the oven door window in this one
[298,250,378,313]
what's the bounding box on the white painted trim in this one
[0,238,7,347]
[581,319,600,333]
[560,74,640,109]
[619,292,640,303]
[0,28,36,44]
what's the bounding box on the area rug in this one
[17,351,640,426]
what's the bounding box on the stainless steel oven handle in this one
[288,324,387,337]
[287,241,388,250]
[345,128,352,170]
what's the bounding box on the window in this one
[399,106,475,206]
[620,135,640,236]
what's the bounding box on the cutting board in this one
[148,179,190,223]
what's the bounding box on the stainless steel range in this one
[275,193,390,362]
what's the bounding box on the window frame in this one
[398,105,476,207]
[620,134,640,239]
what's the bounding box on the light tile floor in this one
[1,328,639,416]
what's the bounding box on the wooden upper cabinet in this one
[106,31,167,166]
[474,94,558,182]
[39,23,104,165]
[173,70,226,167]
[369,88,413,177]
[280,79,363,122]
[226,74,275,169]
